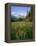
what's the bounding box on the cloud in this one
[11,12,16,15]
[20,13,24,15]
[24,12,27,17]
[11,11,28,18]
[18,12,27,17]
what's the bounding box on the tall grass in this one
[10,22,33,40]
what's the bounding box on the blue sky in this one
[11,6,31,18]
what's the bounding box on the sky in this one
[11,6,31,18]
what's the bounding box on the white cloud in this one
[20,13,24,15]
[11,12,16,15]
[24,12,27,17]
[11,11,28,18]
[19,12,27,17]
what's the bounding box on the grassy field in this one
[10,22,33,40]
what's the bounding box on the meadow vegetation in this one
[10,22,33,40]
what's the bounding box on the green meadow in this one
[10,22,33,40]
